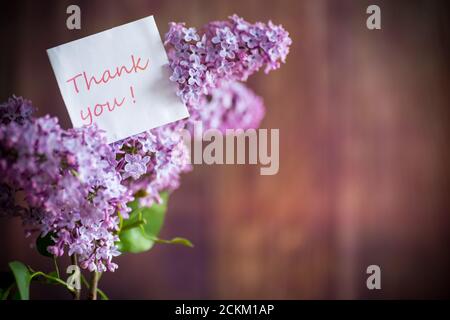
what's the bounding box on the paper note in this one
[47,16,189,143]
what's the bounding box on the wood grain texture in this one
[0,0,449,299]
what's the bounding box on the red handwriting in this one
[66,54,149,93]
[80,86,136,125]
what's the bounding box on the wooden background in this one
[0,0,449,299]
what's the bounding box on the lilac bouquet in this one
[0,16,291,300]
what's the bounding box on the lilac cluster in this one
[165,14,292,117]
[196,82,265,133]
[0,16,291,272]
[0,98,131,272]
[108,15,291,206]
[112,125,191,207]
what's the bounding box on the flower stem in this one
[80,273,109,300]
[53,256,60,279]
[71,254,81,300]
[30,271,73,291]
[88,272,101,300]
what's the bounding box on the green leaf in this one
[8,261,31,300]
[36,233,54,257]
[117,192,169,253]
[154,237,194,247]
[117,193,194,252]
[121,208,142,230]
[141,192,168,237]
[117,227,154,253]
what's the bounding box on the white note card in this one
[47,16,189,143]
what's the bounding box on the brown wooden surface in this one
[0,0,449,299]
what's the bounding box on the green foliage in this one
[117,227,154,253]
[8,261,31,300]
[117,192,193,253]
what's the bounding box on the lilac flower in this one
[169,66,186,84]
[217,60,236,75]
[123,154,150,180]
[138,134,157,153]
[241,34,259,49]
[0,99,131,272]
[182,27,200,42]
[188,69,202,86]
[112,126,191,207]
[197,82,265,132]
[165,14,291,122]
[219,45,236,59]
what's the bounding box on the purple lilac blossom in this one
[0,15,291,271]
[112,125,191,207]
[197,82,265,133]
[164,14,292,119]
[0,98,131,272]
[111,15,290,206]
